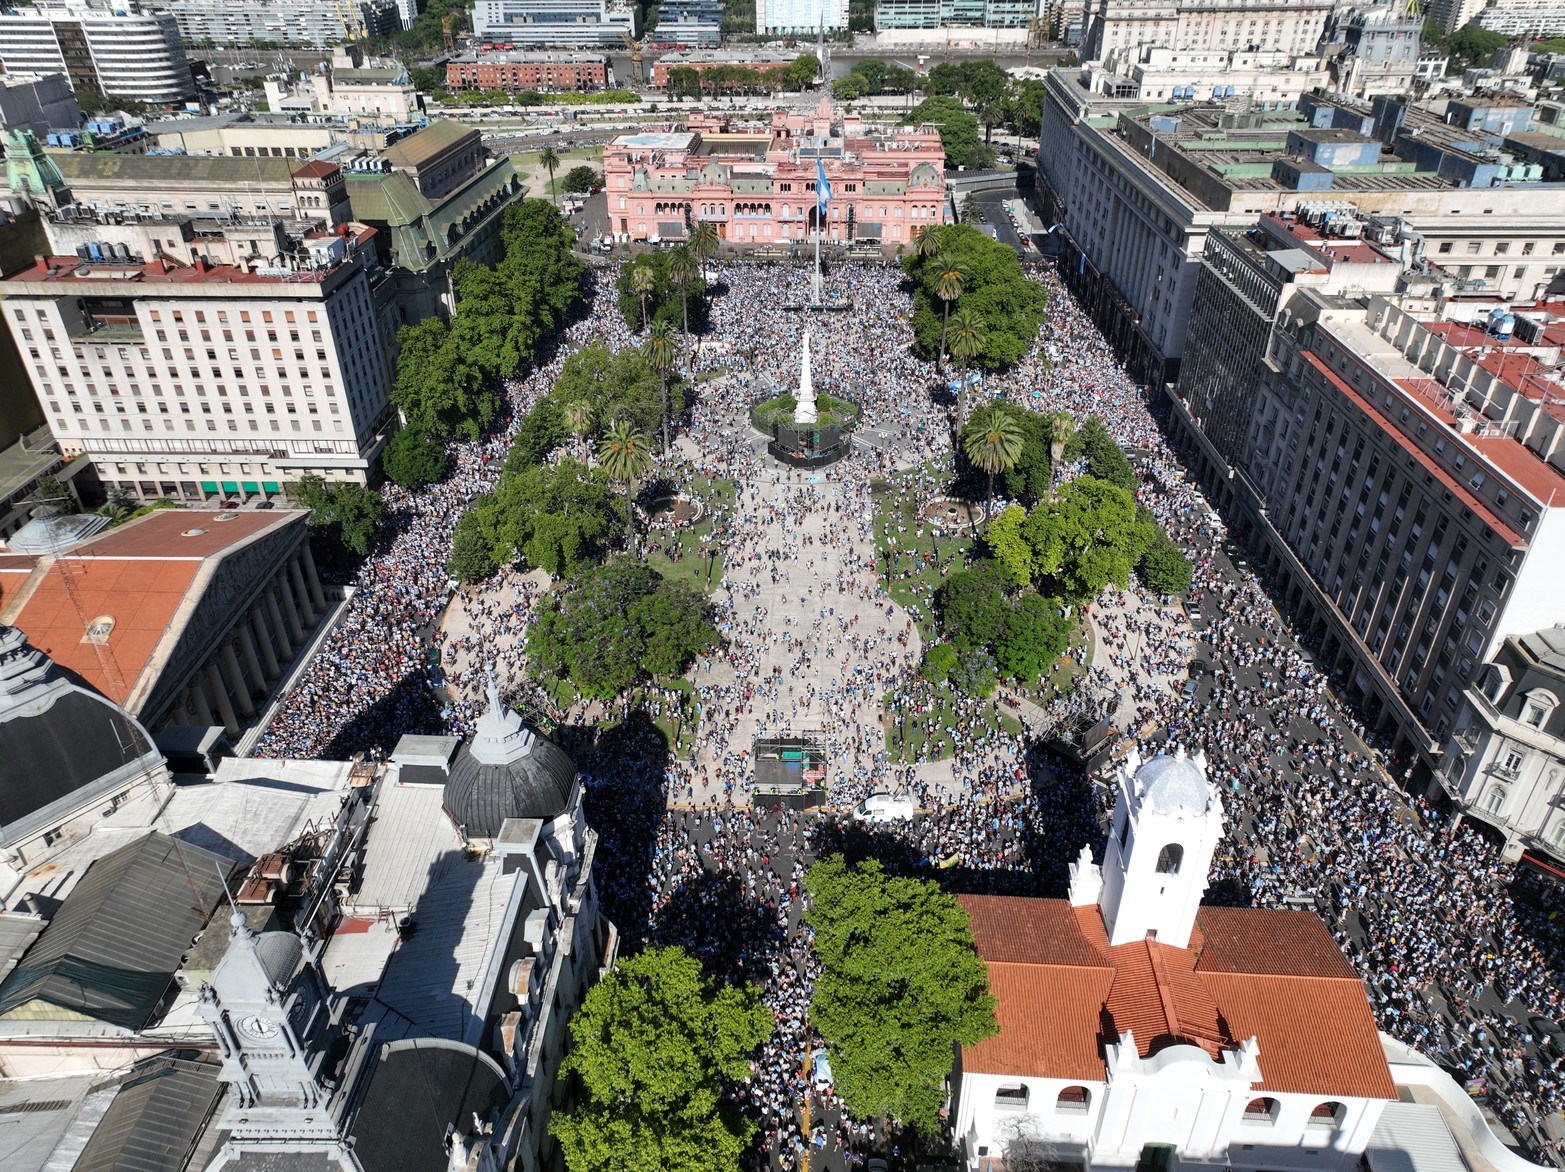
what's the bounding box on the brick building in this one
[446,51,608,91]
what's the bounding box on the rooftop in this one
[4,238,372,285]
[958,895,1397,1100]
[382,119,475,170]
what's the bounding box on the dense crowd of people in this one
[252,251,1565,1166]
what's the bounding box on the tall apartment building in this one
[654,0,724,45]
[2,223,396,497]
[1425,0,1490,34]
[471,0,640,46]
[1081,0,1335,61]
[1475,2,1565,34]
[1168,210,1565,771]
[162,0,402,48]
[1037,75,1565,384]
[875,0,1043,29]
[755,0,847,35]
[0,1,194,105]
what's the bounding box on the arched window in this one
[83,615,115,645]
[1486,786,1507,815]
[1308,1102,1347,1129]
[1242,1097,1279,1124]
[1524,690,1558,729]
[1156,844,1184,875]
[1056,1085,1090,1113]
[995,1084,1029,1109]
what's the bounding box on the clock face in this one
[238,1014,280,1041]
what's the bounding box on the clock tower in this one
[198,912,347,1144]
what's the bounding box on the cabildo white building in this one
[954,747,1397,1172]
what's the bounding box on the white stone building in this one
[1,224,395,494]
[1444,626,1565,866]
[1080,0,1335,62]
[0,1,194,105]
[954,747,1396,1171]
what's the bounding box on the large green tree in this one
[551,946,773,1172]
[552,342,677,439]
[902,226,1048,370]
[903,96,992,169]
[617,250,708,334]
[806,857,996,1134]
[1072,416,1139,492]
[1021,475,1155,601]
[464,460,624,579]
[1139,530,1194,594]
[294,474,385,564]
[379,426,449,488]
[528,559,718,700]
[390,316,495,442]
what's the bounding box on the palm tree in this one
[563,398,594,438]
[963,405,1024,522]
[630,262,656,332]
[912,224,945,261]
[933,257,965,373]
[644,320,679,456]
[598,419,652,554]
[1047,410,1075,470]
[539,145,561,206]
[947,304,986,425]
[666,244,699,348]
[690,219,719,278]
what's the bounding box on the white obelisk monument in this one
[794,329,818,425]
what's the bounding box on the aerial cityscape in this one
[0,1,1564,1171]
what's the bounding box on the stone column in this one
[300,541,326,612]
[289,556,316,627]
[276,577,304,645]
[238,621,268,688]
[189,679,216,727]
[206,660,240,735]
[221,643,255,718]
[265,587,296,655]
[250,609,280,680]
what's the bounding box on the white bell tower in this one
[1098,745,1224,949]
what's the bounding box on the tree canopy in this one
[806,857,996,1134]
[528,559,719,699]
[552,341,680,439]
[617,250,709,334]
[551,945,773,1172]
[902,227,1048,370]
[379,426,449,488]
[903,96,992,170]
[983,401,1053,505]
[452,460,624,583]
[1021,475,1155,601]
[1071,415,1139,493]
[294,474,385,565]
[932,558,1071,688]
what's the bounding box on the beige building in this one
[2,224,395,495]
[48,151,353,224]
[1082,0,1335,61]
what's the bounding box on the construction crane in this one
[443,11,461,55]
[622,31,645,81]
[334,0,368,43]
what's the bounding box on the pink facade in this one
[600,99,948,248]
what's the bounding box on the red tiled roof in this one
[956,895,1396,1100]
[68,510,283,560]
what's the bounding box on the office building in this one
[650,49,796,88]
[472,0,640,47]
[1319,3,1424,97]
[955,747,1396,1170]
[0,1,194,105]
[162,0,403,48]
[1,222,396,508]
[1036,76,1565,384]
[0,72,76,138]
[1475,2,1565,35]
[875,0,1043,29]
[262,50,421,123]
[1425,0,1491,34]
[755,0,847,35]
[1081,0,1334,62]
[1080,46,1330,106]
[601,100,946,247]
[1443,626,1565,869]
[447,49,610,91]
[655,0,724,45]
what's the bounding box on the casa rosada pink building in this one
[600,99,948,248]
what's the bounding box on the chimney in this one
[193,256,207,275]
[33,254,47,273]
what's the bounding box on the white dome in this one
[1135,752,1210,815]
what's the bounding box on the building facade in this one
[1444,626,1565,866]
[162,0,402,47]
[1081,0,1334,61]
[601,101,946,247]
[954,747,1395,1171]
[2,226,396,500]
[472,0,641,47]
[875,0,1043,29]
[448,50,610,90]
[650,51,796,88]
[755,0,848,34]
[1475,2,1565,35]
[0,1,193,105]
[654,0,724,45]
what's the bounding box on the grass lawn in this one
[644,476,735,596]
[503,147,599,197]
[871,465,975,642]
[883,684,1024,762]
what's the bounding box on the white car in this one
[852,792,916,824]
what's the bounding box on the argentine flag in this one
[816,154,833,215]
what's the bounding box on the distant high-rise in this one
[0,1,193,105]
[1081,0,1334,61]
[875,0,1042,30]
[755,0,848,36]
[472,0,640,46]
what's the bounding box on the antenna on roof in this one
[217,859,240,919]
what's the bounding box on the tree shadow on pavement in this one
[650,869,786,988]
